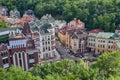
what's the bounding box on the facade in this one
[29,19,59,62]
[38,23,58,61]
[87,31,120,54]
[66,29,87,54]
[58,26,67,45]
[87,29,104,52]
[10,9,20,18]
[58,18,85,45]
[58,18,87,54]
[53,20,66,33]
[0,23,38,70]
[0,6,8,16]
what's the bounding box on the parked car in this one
[61,54,65,59]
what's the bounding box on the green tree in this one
[91,51,120,79]
[0,66,41,80]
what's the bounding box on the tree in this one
[0,66,41,80]
[91,51,120,79]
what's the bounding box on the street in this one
[56,41,79,60]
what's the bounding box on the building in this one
[87,30,120,54]
[58,18,87,54]
[58,26,67,45]
[67,18,85,30]
[10,9,20,18]
[0,23,38,70]
[87,29,104,52]
[37,23,58,61]
[29,18,59,62]
[53,20,66,33]
[0,31,10,68]
[58,18,85,45]
[66,29,87,54]
[0,6,8,16]
[23,9,35,17]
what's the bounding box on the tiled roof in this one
[96,32,119,39]
[89,29,103,33]
[16,16,35,25]
[67,29,85,39]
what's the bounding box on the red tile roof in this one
[89,29,103,33]
[16,16,35,25]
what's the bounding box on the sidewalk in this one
[39,50,61,63]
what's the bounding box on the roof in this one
[89,29,103,33]
[117,42,120,48]
[22,22,33,34]
[16,16,35,25]
[59,26,67,35]
[96,32,119,39]
[40,23,52,33]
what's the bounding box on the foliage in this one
[0,51,120,80]
[0,66,42,80]
[0,0,119,31]
[29,59,97,80]
[0,21,7,28]
[91,51,120,80]
[30,52,120,80]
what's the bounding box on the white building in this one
[38,23,58,61]
[29,19,59,62]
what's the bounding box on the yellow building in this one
[58,27,67,45]
[87,31,120,54]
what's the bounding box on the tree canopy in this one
[0,0,119,31]
[0,66,42,80]
[0,51,120,80]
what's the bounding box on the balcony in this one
[3,63,9,68]
[29,59,35,63]
[2,56,8,60]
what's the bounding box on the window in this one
[43,42,44,45]
[29,54,34,59]
[48,47,50,51]
[18,53,22,67]
[43,47,45,52]
[46,42,47,45]
[3,59,8,64]
[1,52,7,57]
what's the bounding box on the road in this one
[56,41,79,61]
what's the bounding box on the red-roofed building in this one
[68,18,85,30]
[16,16,35,26]
[89,29,104,37]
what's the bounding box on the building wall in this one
[39,33,57,61]
[87,36,119,54]
[58,32,67,45]
[66,32,87,54]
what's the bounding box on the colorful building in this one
[66,29,87,54]
[87,30,120,54]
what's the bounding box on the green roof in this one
[117,42,120,48]
[40,23,52,33]
[96,32,119,39]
